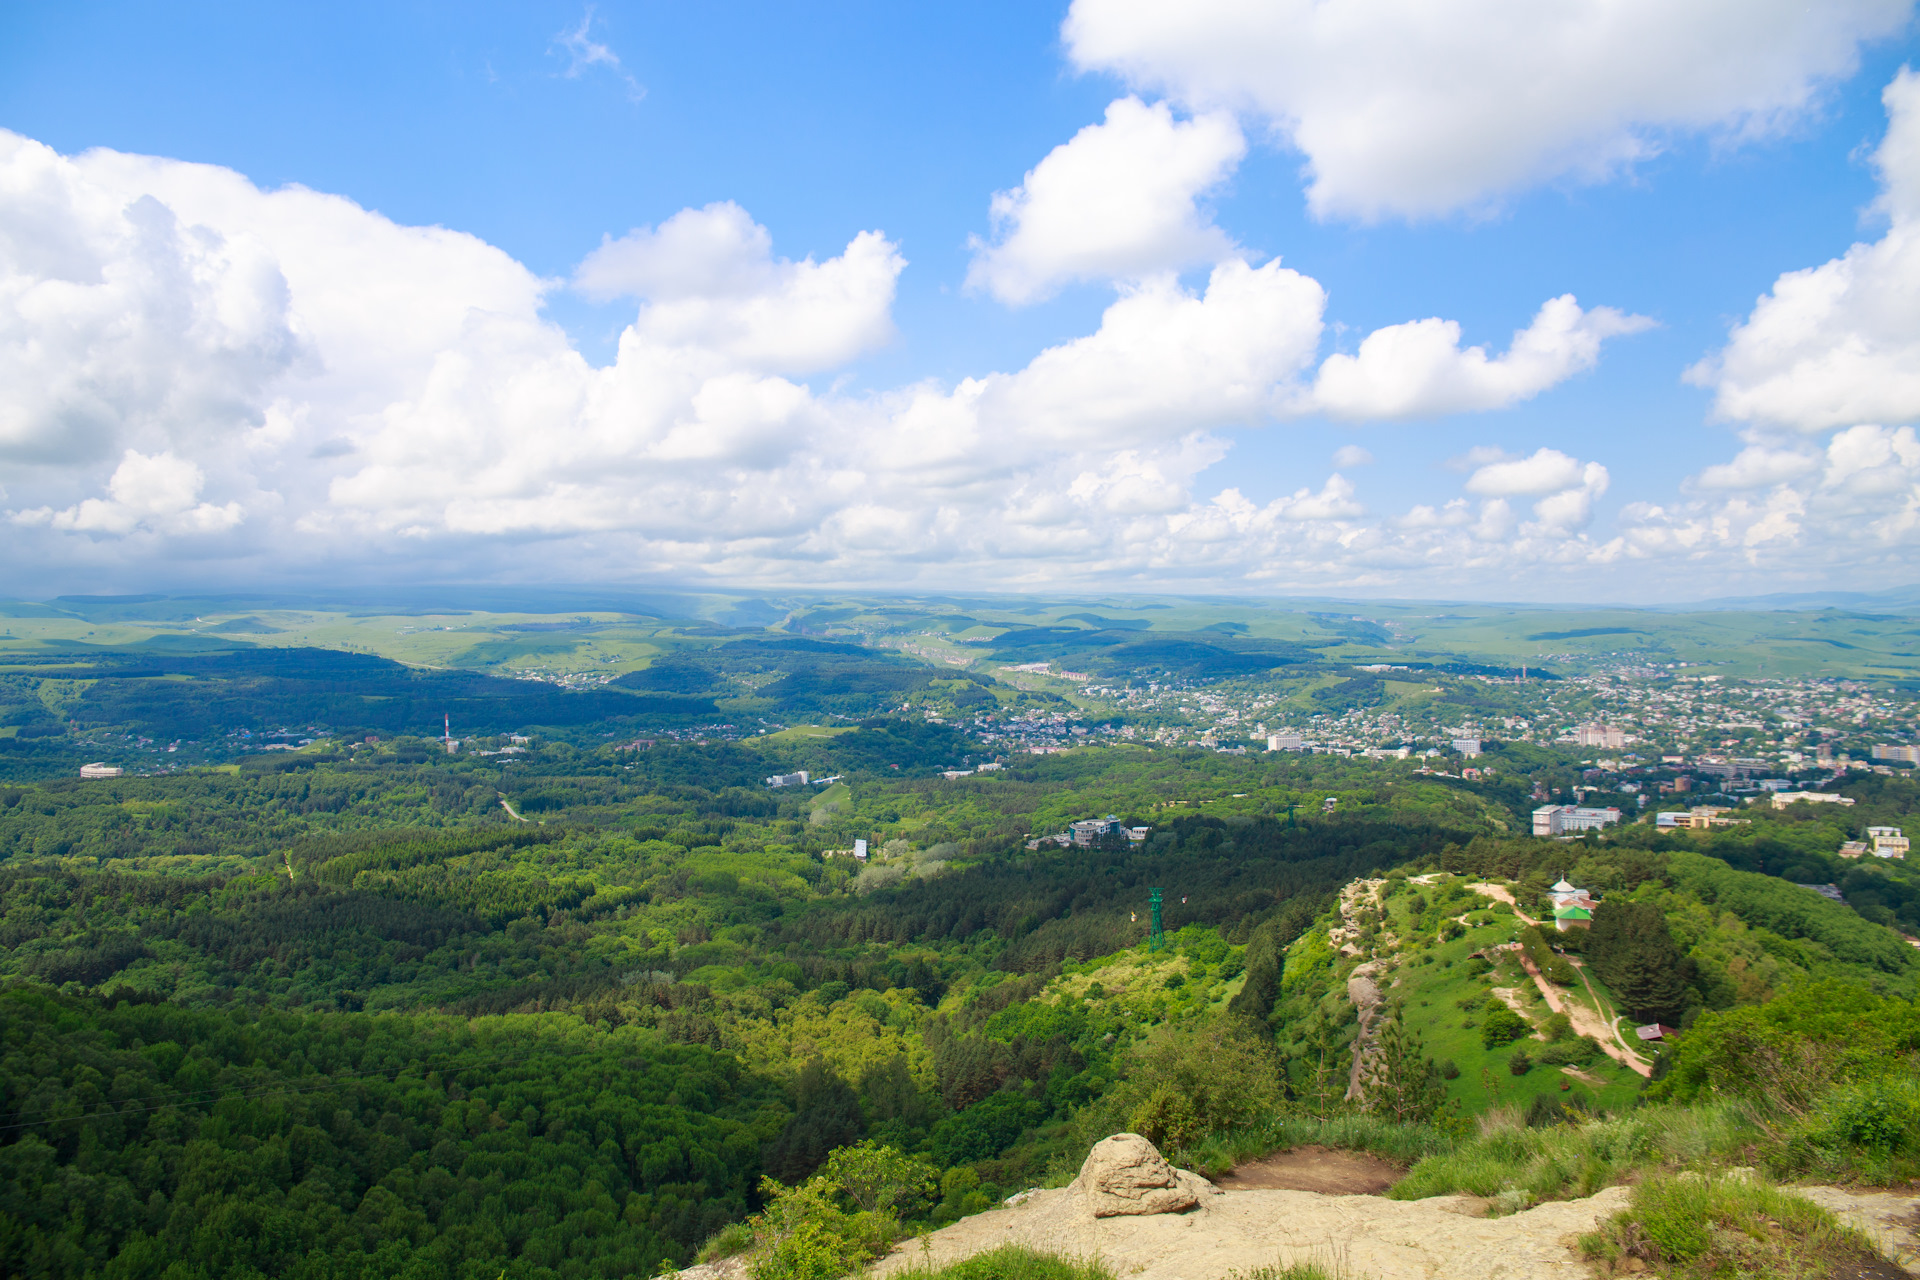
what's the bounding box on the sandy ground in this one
[867,1182,1632,1280]
[855,1181,1920,1280]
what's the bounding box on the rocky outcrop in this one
[1067,1133,1216,1217]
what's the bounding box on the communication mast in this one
[1148,887,1164,953]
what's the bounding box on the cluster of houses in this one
[1027,815,1151,850]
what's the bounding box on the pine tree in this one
[1587,900,1696,1024]
[1357,1010,1448,1125]
[1228,919,1287,1023]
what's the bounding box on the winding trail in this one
[1468,883,1651,1077]
[498,794,532,823]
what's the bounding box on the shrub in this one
[697,1222,755,1264]
[820,1141,938,1215]
[746,1175,894,1280]
[1508,1048,1533,1076]
[1112,1015,1285,1152]
[1480,1001,1531,1049]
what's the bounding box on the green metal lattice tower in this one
[1148,888,1165,953]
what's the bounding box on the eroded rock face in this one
[1069,1133,1213,1217]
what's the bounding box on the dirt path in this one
[1569,958,1653,1076]
[1468,884,1651,1078]
[498,794,532,823]
[1465,882,1542,927]
[1213,1146,1400,1196]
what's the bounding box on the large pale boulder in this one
[1069,1133,1214,1217]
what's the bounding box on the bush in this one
[746,1175,895,1280]
[1111,1015,1285,1152]
[1480,1001,1531,1048]
[697,1222,755,1264]
[1508,1048,1533,1076]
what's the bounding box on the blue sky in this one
[3,2,1919,599]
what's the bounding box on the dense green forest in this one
[4,713,1920,1279]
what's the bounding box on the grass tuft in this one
[888,1245,1116,1280]
[1579,1173,1893,1279]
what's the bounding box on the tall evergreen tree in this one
[1587,900,1697,1024]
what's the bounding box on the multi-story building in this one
[79,762,123,779]
[1872,745,1920,764]
[1656,806,1750,830]
[1533,805,1621,837]
[1771,791,1856,810]
[1266,732,1304,751]
[1869,826,1910,858]
[1573,724,1627,749]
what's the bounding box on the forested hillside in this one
[3,726,1919,1279]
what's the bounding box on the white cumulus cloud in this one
[1,129,1910,600]
[1691,69,1920,433]
[577,202,904,373]
[1308,294,1651,419]
[13,449,243,535]
[1063,0,1911,220]
[966,97,1245,305]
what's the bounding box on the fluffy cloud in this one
[1308,295,1651,419]
[1622,424,1920,564]
[1462,446,1611,533]
[1063,0,1911,220]
[966,97,1245,304]
[1690,70,1920,433]
[13,449,243,535]
[574,202,903,372]
[1,128,1906,599]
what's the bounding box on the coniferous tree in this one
[1357,1010,1448,1124]
[1587,900,1697,1025]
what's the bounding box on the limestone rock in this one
[1069,1133,1212,1217]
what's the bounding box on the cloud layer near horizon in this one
[4,51,1920,598]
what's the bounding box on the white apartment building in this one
[1771,791,1855,810]
[1266,732,1304,751]
[1574,724,1627,749]
[1533,805,1622,837]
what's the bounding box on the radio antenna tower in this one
[443,713,451,745]
[1148,888,1165,954]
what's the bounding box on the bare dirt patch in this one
[1212,1145,1402,1195]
